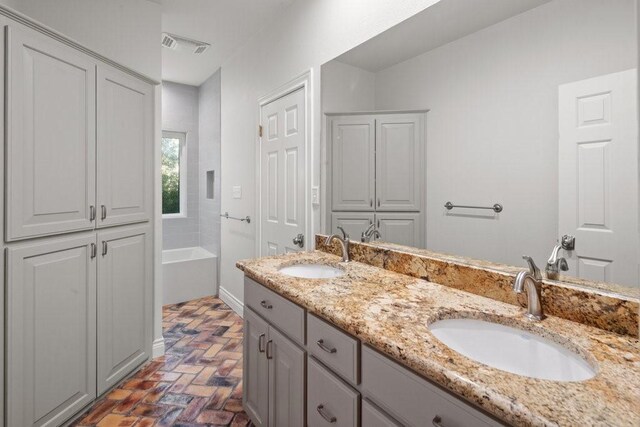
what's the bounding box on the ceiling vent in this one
[161,32,210,54]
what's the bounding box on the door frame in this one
[256,70,313,256]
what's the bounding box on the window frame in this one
[161,130,188,218]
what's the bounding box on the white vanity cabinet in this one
[6,234,97,427]
[5,25,97,241]
[243,278,305,427]
[97,66,154,227]
[376,212,422,248]
[97,225,152,395]
[331,212,374,241]
[243,277,504,427]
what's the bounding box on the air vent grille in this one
[162,32,210,55]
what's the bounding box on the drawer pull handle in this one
[260,300,273,309]
[258,333,265,353]
[316,339,337,354]
[266,339,273,359]
[432,416,444,426]
[101,204,107,220]
[316,404,336,423]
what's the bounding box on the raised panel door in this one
[97,65,153,227]
[243,308,270,427]
[97,225,152,394]
[331,212,375,243]
[331,116,375,211]
[6,234,97,427]
[6,25,96,240]
[375,114,423,212]
[268,326,305,427]
[376,212,423,248]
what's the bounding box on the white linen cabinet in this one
[329,112,425,247]
[2,13,156,427]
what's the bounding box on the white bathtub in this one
[162,246,218,305]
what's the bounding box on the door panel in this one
[376,213,423,248]
[97,66,153,227]
[268,327,305,427]
[243,308,269,427]
[375,114,423,211]
[260,88,306,255]
[7,234,96,427]
[559,69,638,286]
[6,25,96,240]
[331,212,374,243]
[97,225,151,394]
[331,116,375,211]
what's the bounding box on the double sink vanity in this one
[237,236,640,427]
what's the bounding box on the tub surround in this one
[316,235,639,338]
[237,250,640,426]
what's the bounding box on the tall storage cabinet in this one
[2,13,156,427]
[329,112,425,246]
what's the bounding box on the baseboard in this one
[219,286,244,318]
[152,337,165,358]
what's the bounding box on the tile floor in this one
[74,296,252,427]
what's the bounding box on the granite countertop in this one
[237,251,640,427]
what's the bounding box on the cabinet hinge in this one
[259,125,263,138]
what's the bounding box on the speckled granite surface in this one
[316,235,640,338]
[237,251,640,427]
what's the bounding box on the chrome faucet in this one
[325,226,350,262]
[545,244,568,280]
[361,223,381,243]
[513,256,544,321]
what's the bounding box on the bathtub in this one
[162,246,218,305]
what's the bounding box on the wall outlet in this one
[312,186,320,205]
[232,185,242,199]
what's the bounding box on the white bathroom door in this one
[260,88,306,255]
[558,69,638,287]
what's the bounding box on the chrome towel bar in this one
[444,201,503,213]
[220,212,251,223]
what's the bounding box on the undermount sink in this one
[429,318,597,382]
[278,263,344,279]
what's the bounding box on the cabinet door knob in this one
[90,243,97,259]
[89,205,96,221]
[102,241,108,256]
[258,333,265,353]
[432,415,444,426]
[316,339,337,354]
[316,404,337,423]
[260,300,273,309]
[101,204,107,220]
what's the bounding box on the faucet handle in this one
[522,255,542,280]
[337,226,348,239]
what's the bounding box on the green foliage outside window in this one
[162,136,181,214]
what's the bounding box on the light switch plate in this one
[232,185,242,199]
[312,186,320,205]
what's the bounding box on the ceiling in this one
[336,0,550,72]
[160,0,295,86]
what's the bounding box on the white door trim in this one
[256,70,313,256]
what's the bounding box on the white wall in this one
[373,0,637,266]
[162,82,201,249]
[322,60,376,113]
[0,0,161,80]
[220,0,440,309]
[199,69,222,264]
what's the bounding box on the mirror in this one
[321,0,639,294]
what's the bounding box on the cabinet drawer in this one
[362,346,502,427]
[362,399,402,427]
[308,358,360,427]
[307,313,359,384]
[244,277,305,345]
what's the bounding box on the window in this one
[161,131,187,217]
